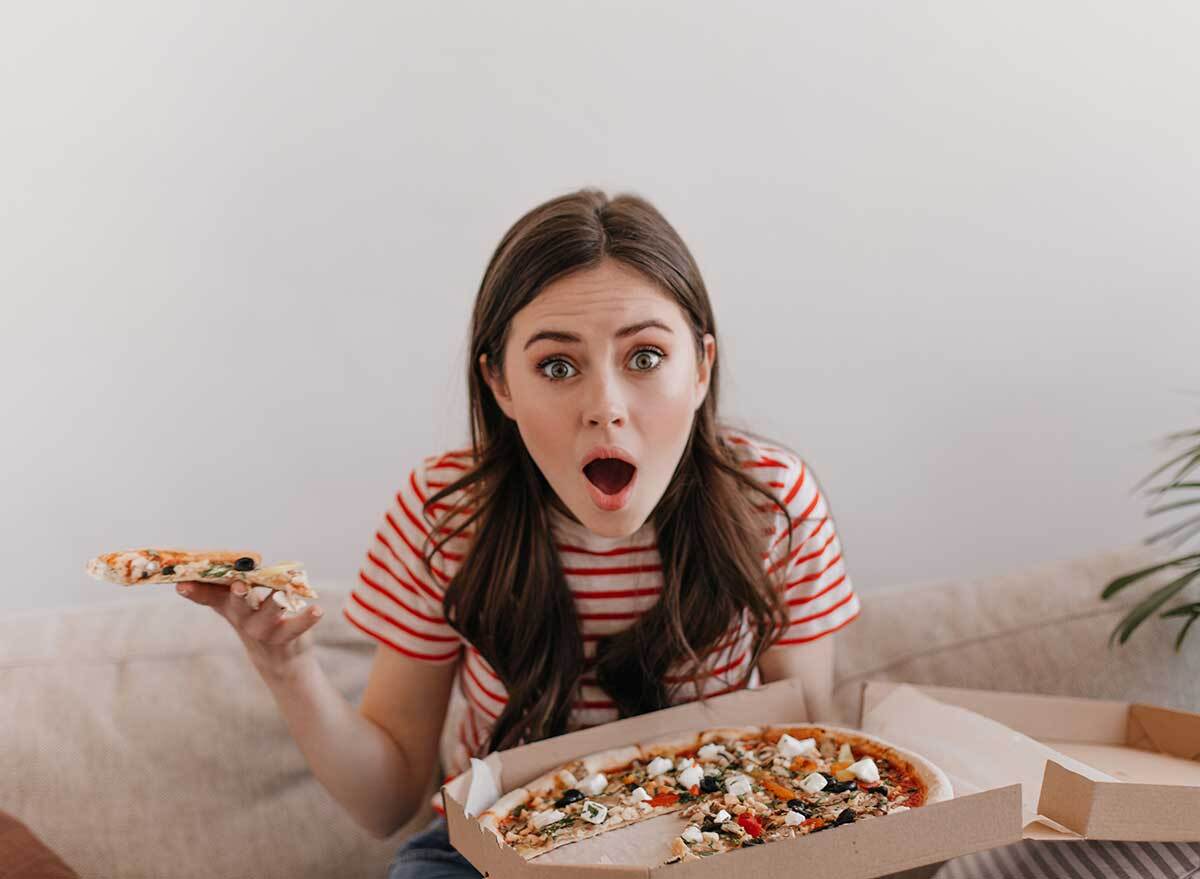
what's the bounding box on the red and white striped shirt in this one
[341,427,861,814]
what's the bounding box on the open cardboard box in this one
[440,677,1200,878]
[441,677,1023,879]
[861,681,1200,844]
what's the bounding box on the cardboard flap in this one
[1037,759,1200,841]
[1036,759,1096,834]
[1127,703,1200,761]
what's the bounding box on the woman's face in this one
[481,258,715,539]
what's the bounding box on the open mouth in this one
[583,458,637,496]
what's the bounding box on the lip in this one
[580,445,639,470]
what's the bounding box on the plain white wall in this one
[3,2,1197,613]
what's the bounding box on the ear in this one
[479,353,516,420]
[694,333,715,411]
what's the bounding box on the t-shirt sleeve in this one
[763,451,862,645]
[341,455,463,663]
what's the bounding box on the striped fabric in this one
[341,426,861,813]
[936,840,1200,879]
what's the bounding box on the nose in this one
[584,368,627,428]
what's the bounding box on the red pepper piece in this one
[737,813,763,838]
[648,792,680,808]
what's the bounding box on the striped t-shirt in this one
[341,427,862,814]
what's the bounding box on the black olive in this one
[234,557,256,571]
[820,772,836,783]
[554,789,584,808]
[868,785,888,796]
[745,837,765,845]
[786,799,807,815]
[626,782,638,792]
[700,820,723,834]
[834,809,856,825]
[162,565,176,575]
[699,776,720,794]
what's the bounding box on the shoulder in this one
[716,423,811,514]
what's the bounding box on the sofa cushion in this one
[832,542,1199,725]
[1,584,435,879]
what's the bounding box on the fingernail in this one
[311,608,323,618]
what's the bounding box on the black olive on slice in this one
[745,837,765,845]
[554,789,584,808]
[699,776,720,794]
[700,820,723,834]
[162,565,176,575]
[786,799,807,815]
[868,785,888,796]
[234,557,256,571]
[834,808,856,825]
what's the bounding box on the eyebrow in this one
[523,319,674,351]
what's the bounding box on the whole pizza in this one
[476,724,952,865]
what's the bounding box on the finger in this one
[174,580,231,607]
[240,593,322,644]
[258,602,324,646]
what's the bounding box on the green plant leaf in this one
[1145,517,1200,546]
[1100,554,1200,600]
[1145,482,1200,494]
[1174,614,1198,651]
[1160,601,1200,618]
[1131,443,1200,494]
[1145,498,1200,516]
[1108,567,1200,647]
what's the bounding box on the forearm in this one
[257,654,427,839]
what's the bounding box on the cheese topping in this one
[580,801,607,824]
[677,765,704,789]
[777,734,820,759]
[531,809,566,830]
[849,757,881,784]
[801,771,828,793]
[680,825,703,844]
[646,756,673,777]
[785,809,806,826]
[630,786,650,803]
[725,775,752,797]
[578,772,607,796]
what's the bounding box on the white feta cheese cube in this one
[531,809,566,830]
[697,743,726,761]
[838,743,854,764]
[675,756,695,772]
[849,757,880,784]
[801,772,828,794]
[785,810,806,826]
[677,765,704,789]
[580,800,608,824]
[646,756,673,777]
[680,825,703,844]
[630,786,650,803]
[777,734,820,760]
[714,809,731,823]
[579,772,608,796]
[556,769,578,788]
[725,775,752,797]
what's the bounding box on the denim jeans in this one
[385,815,482,879]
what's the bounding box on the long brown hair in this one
[420,188,797,753]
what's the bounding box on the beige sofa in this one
[4,542,1195,879]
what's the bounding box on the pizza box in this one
[441,676,1025,879]
[859,681,1200,843]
